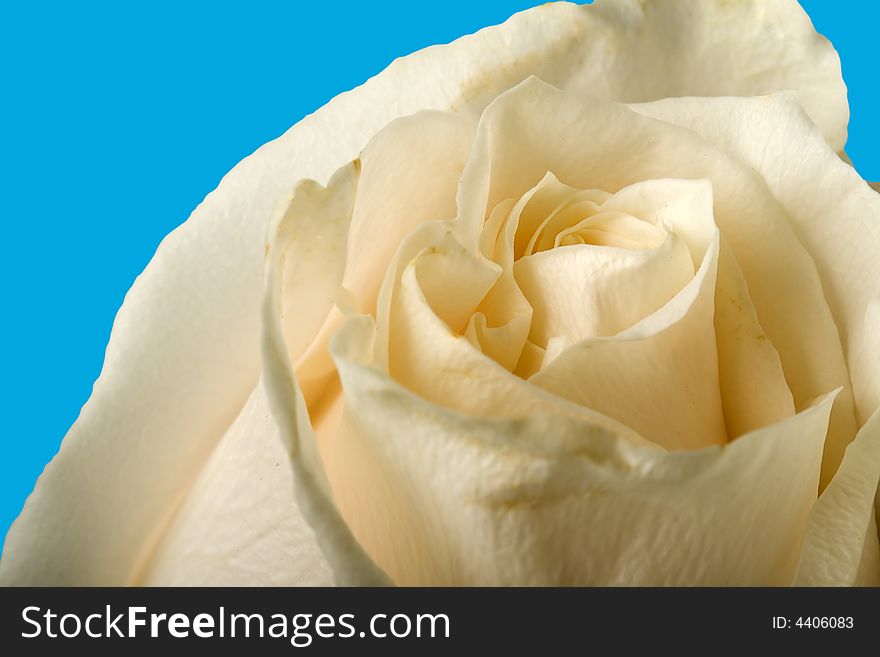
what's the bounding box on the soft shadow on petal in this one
[596,179,795,437]
[713,240,795,437]
[263,168,392,586]
[372,220,652,447]
[633,94,876,484]
[632,94,880,422]
[330,314,836,585]
[293,112,474,410]
[514,232,692,348]
[274,164,358,413]
[138,382,333,586]
[456,78,853,485]
[794,409,880,585]
[342,111,475,310]
[530,233,725,450]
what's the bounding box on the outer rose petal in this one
[0,0,850,585]
[139,383,334,585]
[328,313,837,585]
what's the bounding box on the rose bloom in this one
[2,0,879,587]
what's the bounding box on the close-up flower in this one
[1,0,878,587]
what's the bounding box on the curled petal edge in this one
[263,164,392,586]
[794,408,880,586]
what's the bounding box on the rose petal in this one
[713,240,795,437]
[343,112,475,309]
[794,409,880,586]
[569,0,848,151]
[598,179,795,436]
[457,78,854,485]
[293,112,475,409]
[463,274,534,372]
[507,177,730,451]
[448,0,848,150]
[530,231,725,450]
[513,178,715,349]
[330,313,836,585]
[262,169,392,586]
[512,174,615,257]
[514,232,693,347]
[631,93,880,423]
[276,163,359,411]
[138,382,333,585]
[373,220,651,448]
[1,0,850,585]
[632,94,878,487]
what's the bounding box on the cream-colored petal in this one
[273,164,359,414]
[550,212,664,251]
[445,0,848,150]
[714,239,795,437]
[631,94,879,428]
[515,233,693,347]
[570,0,848,151]
[330,313,836,585]
[463,274,534,372]
[293,112,474,409]
[263,171,391,586]
[458,78,854,485]
[601,179,794,438]
[138,382,333,586]
[1,0,849,585]
[389,228,529,416]
[342,111,475,310]
[542,336,571,370]
[530,233,725,451]
[278,165,357,363]
[514,178,720,349]
[794,409,880,585]
[516,177,613,257]
[854,513,880,585]
[599,179,716,264]
[376,221,651,447]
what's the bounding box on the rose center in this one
[472,172,697,376]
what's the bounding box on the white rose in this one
[2,0,878,586]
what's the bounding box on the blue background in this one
[1,1,877,545]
